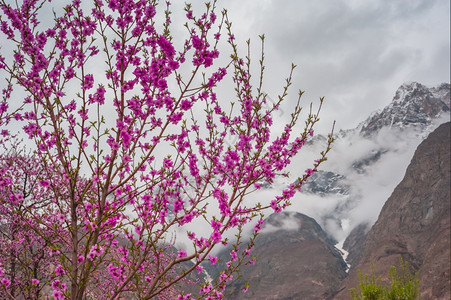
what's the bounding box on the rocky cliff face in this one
[342,222,369,271]
[302,170,350,196]
[335,122,450,299]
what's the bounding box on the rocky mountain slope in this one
[335,121,450,299]
[359,82,450,136]
[218,212,347,299]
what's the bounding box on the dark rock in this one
[351,149,388,174]
[302,170,350,196]
[342,222,370,270]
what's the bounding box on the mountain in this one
[358,82,450,136]
[334,122,450,299]
[301,170,350,196]
[218,212,348,299]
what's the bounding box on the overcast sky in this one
[2,0,449,133]
[199,0,450,134]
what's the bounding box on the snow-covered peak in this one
[359,82,450,136]
[392,81,425,104]
[430,83,451,109]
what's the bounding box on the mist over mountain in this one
[178,82,449,254]
[282,81,450,244]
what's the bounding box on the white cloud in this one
[260,211,302,234]
[287,119,449,242]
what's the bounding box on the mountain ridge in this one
[357,82,449,136]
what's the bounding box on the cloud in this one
[260,211,302,234]
[284,120,450,242]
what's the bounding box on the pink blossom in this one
[208,255,218,265]
[88,245,104,260]
[77,255,85,264]
[253,219,264,232]
[196,265,204,274]
[82,74,94,90]
[89,86,106,104]
[177,249,187,259]
[53,290,64,300]
[169,112,183,124]
[65,67,75,79]
[210,219,222,231]
[0,278,10,287]
[180,99,193,110]
[230,250,238,261]
[210,231,222,244]
[55,264,66,275]
[157,36,175,59]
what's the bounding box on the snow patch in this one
[335,240,351,272]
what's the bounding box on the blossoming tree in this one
[0,145,66,299]
[0,0,333,299]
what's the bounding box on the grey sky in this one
[2,0,448,134]
[209,0,450,133]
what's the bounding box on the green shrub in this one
[350,258,420,300]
